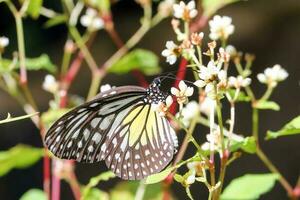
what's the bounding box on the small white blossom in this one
[225,45,237,57]
[158,0,175,17]
[171,80,194,104]
[0,36,9,49]
[185,172,196,185]
[161,41,179,65]
[257,64,288,87]
[194,61,226,97]
[209,15,235,40]
[153,95,173,116]
[42,75,59,93]
[199,97,216,116]
[80,8,104,31]
[173,1,198,21]
[201,129,221,151]
[228,75,251,88]
[100,84,113,92]
[177,101,199,126]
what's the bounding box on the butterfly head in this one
[145,78,167,104]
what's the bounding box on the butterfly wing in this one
[44,85,178,180]
[104,104,178,180]
[44,86,146,163]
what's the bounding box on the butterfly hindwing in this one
[104,104,178,180]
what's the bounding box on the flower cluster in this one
[209,15,235,41]
[80,8,104,31]
[173,1,198,21]
[257,64,288,87]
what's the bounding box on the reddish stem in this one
[43,153,51,200]
[51,160,61,200]
[132,70,149,87]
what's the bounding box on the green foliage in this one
[230,136,256,154]
[44,15,67,28]
[110,182,164,200]
[221,173,279,200]
[202,0,242,16]
[0,144,44,176]
[0,54,56,73]
[228,89,251,102]
[82,171,116,200]
[20,189,47,200]
[83,188,109,200]
[255,100,280,111]
[0,112,38,125]
[266,115,300,139]
[26,0,43,19]
[145,167,173,184]
[41,108,70,128]
[109,49,161,75]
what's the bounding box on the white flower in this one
[257,64,288,87]
[100,84,113,92]
[199,97,216,116]
[186,172,196,185]
[80,8,104,31]
[158,0,175,17]
[173,1,198,21]
[162,41,180,65]
[228,75,251,88]
[171,80,194,104]
[42,75,59,93]
[194,61,226,97]
[153,95,173,116]
[177,101,199,126]
[0,36,9,49]
[209,15,235,40]
[225,45,237,57]
[201,129,221,151]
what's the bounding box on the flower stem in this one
[252,108,295,199]
[260,86,274,101]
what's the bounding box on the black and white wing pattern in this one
[44,84,178,180]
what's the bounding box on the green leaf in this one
[110,182,164,200]
[82,188,109,200]
[41,108,70,128]
[0,145,44,177]
[26,0,43,19]
[0,112,38,125]
[266,115,300,139]
[145,167,173,184]
[202,0,242,16]
[0,54,56,73]
[82,171,116,200]
[109,49,161,75]
[20,189,47,200]
[221,173,279,200]
[174,174,184,183]
[255,100,280,111]
[44,15,67,28]
[230,136,256,154]
[228,89,251,102]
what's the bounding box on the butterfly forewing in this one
[44,84,178,180]
[45,86,146,162]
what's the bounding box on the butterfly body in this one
[44,80,177,180]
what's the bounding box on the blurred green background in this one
[0,0,299,199]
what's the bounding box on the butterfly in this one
[44,78,178,180]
